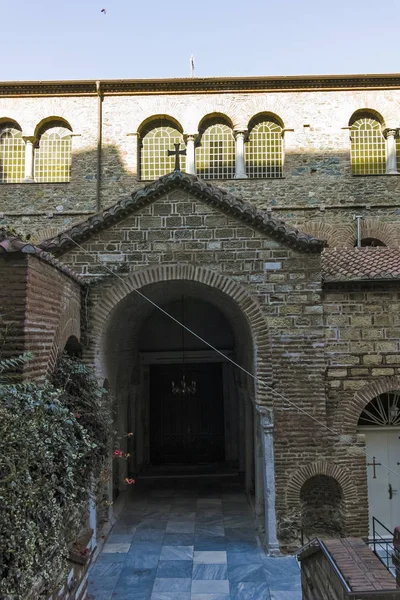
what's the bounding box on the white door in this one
[363,429,400,536]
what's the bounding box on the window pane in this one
[34,126,72,183]
[351,118,385,175]
[140,126,185,180]
[196,123,235,179]
[246,120,282,178]
[0,128,25,183]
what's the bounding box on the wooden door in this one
[150,363,225,465]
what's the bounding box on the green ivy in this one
[0,355,112,599]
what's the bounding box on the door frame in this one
[137,350,237,470]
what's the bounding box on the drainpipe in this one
[353,215,363,247]
[96,80,103,212]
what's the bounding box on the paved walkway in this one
[88,477,301,600]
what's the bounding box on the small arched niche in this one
[300,474,344,538]
[64,335,82,358]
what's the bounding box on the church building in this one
[1,73,400,553]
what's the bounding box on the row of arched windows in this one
[1,110,400,183]
[0,119,72,183]
[139,115,283,180]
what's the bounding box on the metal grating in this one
[246,120,283,178]
[140,126,185,180]
[196,123,235,179]
[34,126,72,183]
[351,117,386,175]
[0,127,25,183]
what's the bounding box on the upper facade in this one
[1,73,400,246]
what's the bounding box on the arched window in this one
[0,122,25,183]
[34,123,72,183]
[196,117,235,179]
[246,116,283,178]
[358,392,400,427]
[350,112,386,175]
[139,118,185,180]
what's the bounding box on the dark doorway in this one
[150,362,225,466]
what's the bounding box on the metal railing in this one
[370,517,395,576]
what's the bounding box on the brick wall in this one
[0,253,82,381]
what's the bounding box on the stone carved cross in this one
[168,143,186,171]
[367,456,381,479]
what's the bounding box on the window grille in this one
[350,117,386,175]
[0,127,25,183]
[34,126,72,183]
[246,120,283,178]
[140,125,185,180]
[358,392,400,427]
[196,122,235,179]
[396,137,400,172]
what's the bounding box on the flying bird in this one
[101,8,107,14]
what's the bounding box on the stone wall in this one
[52,187,371,547]
[0,253,82,380]
[1,87,400,244]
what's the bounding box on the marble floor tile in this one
[151,594,191,600]
[153,577,192,592]
[156,560,193,578]
[230,582,271,600]
[191,595,230,600]
[163,533,195,546]
[160,545,194,561]
[102,542,131,553]
[228,564,266,583]
[192,564,228,580]
[166,521,195,533]
[191,579,230,594]
[193,551,227,564]
[88,477,301,600]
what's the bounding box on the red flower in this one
[75,412,81,419]
[124,478,135,484]
[113,449,123,457]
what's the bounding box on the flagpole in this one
[190,55,195,78]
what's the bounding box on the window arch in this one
[139,118,185,180]
[246,115,283,178]
[34,121,72,183]
[350,112,386,175]
[0,121,25,183]
[196,116,235,179]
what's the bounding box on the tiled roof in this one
[322,247,400,282]
[0,237,84,285]
[39,171,325,254]
[298,537,397,593]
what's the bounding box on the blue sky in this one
[2,0,399,81]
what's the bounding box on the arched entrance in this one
[103,280,255,485]
[357,391,400,535]
[93,266,279,553]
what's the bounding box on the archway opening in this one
[300,474,344,538]
[102,279,257,499]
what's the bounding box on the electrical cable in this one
[65,234,400,481]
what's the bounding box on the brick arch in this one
[346,376,400,432]
[357,220,400,247]
[48,316,80,376]
[341,93,398,129]
[297,222,354,248]
[286,460,358,517]
[91,264,272,400]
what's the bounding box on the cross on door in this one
[167,143,186,171]
[367,456,382,479]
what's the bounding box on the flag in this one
[190,55,195,76]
